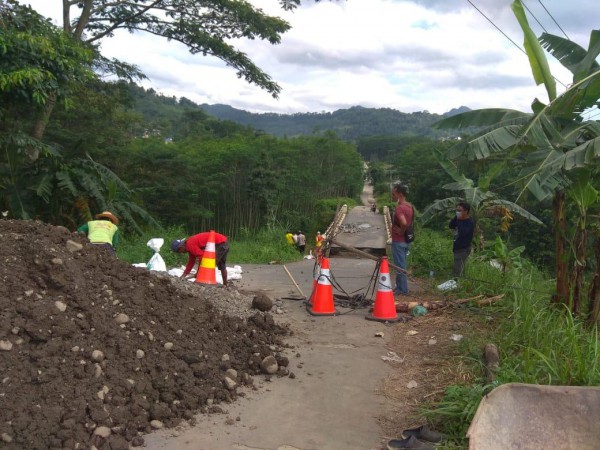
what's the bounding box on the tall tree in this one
[47,0,292,96]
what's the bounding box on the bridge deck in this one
[330,205,388,254]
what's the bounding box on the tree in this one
[432,0,600,314]
[55,0,292,96]
[420,153,543,249]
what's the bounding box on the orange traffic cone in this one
[366,257,400,322]
[308,261,320,306]
[307,257,338,316]
[195,230,217,285]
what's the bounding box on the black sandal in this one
[387,435,435,450]
[402,425,445,443]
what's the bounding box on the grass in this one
[116,225,305,268]
[413,229,600,448]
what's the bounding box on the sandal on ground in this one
[387,435,435,450]
[402,425,445,443]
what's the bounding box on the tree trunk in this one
[587,230,600,326]
[569,225,586,315]
[552,190,569,305]
[28,92,57,161]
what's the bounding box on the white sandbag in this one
[146,238,166,272]
[437,279,457,291]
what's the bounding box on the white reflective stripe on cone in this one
[318,269,331,285]
[377,272,393,292]
[205,241,216,252]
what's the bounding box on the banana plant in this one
[421,154,542,250]
[567,171,599,314]
[432,0,600,311]
[480,236,527,274]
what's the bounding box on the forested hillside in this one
[124,84,469,141]
[199,104,470,140]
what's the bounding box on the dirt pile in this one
[0,220,289,450]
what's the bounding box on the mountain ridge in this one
[198,103,471,140]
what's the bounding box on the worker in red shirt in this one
[171,232,229,285]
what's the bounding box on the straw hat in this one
[95,211,119,225]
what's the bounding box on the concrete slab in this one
[468,383,600,450]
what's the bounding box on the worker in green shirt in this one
[77,211,119,256]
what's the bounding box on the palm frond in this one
[35,174,54,202]
[433,108,529,130]
[562,136,600,170]
[73,167,105,204]
[420,197,463,224]
[512,0,556,101]
[83,155,131,194]
[438,157,473,185]
[539,32,600,81]
[468,125,525,160]
[485,199,544,224]
[56,170,78,196]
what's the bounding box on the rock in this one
[181,352,202,364]
[251,294,273,312]
[374,332,384,338]
[406,330,418,336]
[1,433,12,443]
[51,258,63,265]
[289,372,296,379]
[91,350,105,362]
[136,350,145,359]
[428,338,437,345]
[94,426,111,438]
[224,377,237,390]
[150,420,164,429]
[54,301,67,312]
[407,380,418,389]
[65,240,83,252]
[260,355,278,374]
[0,340,13,351]
[115,313,129,325]
[221,354,230,362]
[164,342,174,350]
[225,368,238,379]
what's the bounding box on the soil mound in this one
[0,220,288,449]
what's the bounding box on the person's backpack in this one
[404,219,414,243]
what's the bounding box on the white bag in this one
[146,238,167,272]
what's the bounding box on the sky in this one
[24,0,599,115]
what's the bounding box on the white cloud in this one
[25,0,598,115]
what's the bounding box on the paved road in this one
[145,184,399,450]
[145,258,394,450]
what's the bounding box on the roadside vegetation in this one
[409,229,599,448]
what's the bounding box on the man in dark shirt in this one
[449,202,475,277]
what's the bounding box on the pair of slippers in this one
[387,425,445,450]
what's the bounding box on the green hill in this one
[125,84,469,141]
[199,104,470,140]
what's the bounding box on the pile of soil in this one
[0,220,289,449]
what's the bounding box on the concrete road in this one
[145,257,395,450]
